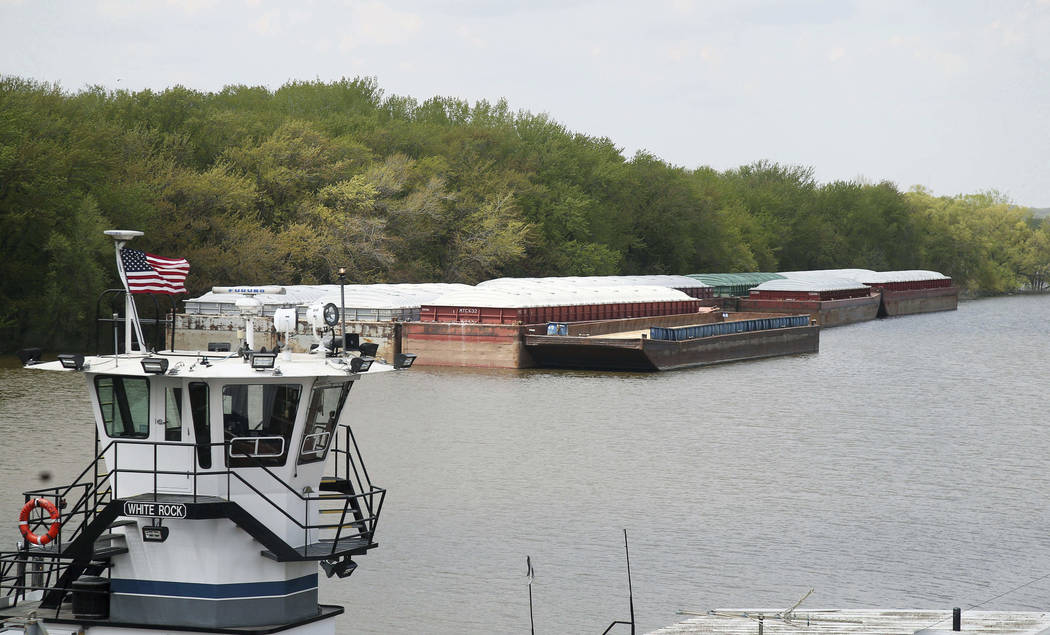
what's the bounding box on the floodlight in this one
[58,353,85,371]
[16,348,43,366]
[140,357,169,374]
[321,556,357,579]
[349,356,374,373]
[394,353,417,369]
[250,352,277,370]
[359,342,379,357]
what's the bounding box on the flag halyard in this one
[120,248,190,295]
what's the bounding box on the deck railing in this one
[1,428,383,611]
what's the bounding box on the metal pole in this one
[113,313,120,364]
[338,267,346,355]
[114,246,147,352]
[624,529,635,635]
[108,234,147,352]
[529,582,535,635]
[246,316,255,350]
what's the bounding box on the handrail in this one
[227,436,286,458]
[4,428,385,616]
[14,431,383,565]
[300,432,330,457]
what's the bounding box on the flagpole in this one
[105,230,147,353]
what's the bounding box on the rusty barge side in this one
[737,294,880,327]
[878,285,959,317]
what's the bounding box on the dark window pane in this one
[189,382,210,469]
[298,381,352,465]
[222,384,302,467]
[95,376,150,439]
[165,387,182,442]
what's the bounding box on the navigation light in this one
[16,348,42,366]
[350,356,374,373]
[58,353,85,371]
[251,352,277,370]
[394,353,417,369]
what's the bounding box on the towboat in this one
[0,231,413,634]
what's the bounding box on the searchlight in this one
[307,302,340,354]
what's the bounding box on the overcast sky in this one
[2,0,1048,206]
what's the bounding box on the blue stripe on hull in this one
[110,573,317,599]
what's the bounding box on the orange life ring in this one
[18,498,61,546]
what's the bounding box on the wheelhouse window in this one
[95,376,149,439]
[298,381,353,465]
[164,386,182,441]
[222,383,302,467]
[189,382,210,469]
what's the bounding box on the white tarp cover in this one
[186,283,473,311]
[478,275,710,290]
[778,269,876,282]
[858,270,949,283]
[309,283,473,309]
[427,285,694,308]
[753,277,870,292]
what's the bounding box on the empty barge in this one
[524,313,818,371]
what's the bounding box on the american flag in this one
[120,248,190,295]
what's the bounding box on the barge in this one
[857,270,959,317]
[524,313,818,371]
[653,608,1050,634]
[738,278,880,327]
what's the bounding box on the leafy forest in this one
[2,76,1049,351]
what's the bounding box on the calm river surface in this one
[3,295,1050,633]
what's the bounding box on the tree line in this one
[2,76,1048,351]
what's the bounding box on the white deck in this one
[27,350,395,380]
[650,610,1050,634]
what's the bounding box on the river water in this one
[2,295,1050,633]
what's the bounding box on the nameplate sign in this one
[122,501,187,519]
